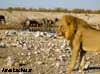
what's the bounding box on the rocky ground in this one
[0,30,100,74]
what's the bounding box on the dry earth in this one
[0,11,100,25]
[0,30,100,74]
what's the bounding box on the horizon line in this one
[0,7,99,10]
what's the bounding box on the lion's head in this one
[56,15,77,40]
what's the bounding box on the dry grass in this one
[0,24,23,30]
[0,24,56,32]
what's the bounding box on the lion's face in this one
[56,15,76,40]
[56,21,70,39]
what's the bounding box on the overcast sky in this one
[0,0,100,10]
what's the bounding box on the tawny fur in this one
[56,15,100,71]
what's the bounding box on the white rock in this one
[84,61,90,69]
[55,62,60,68]
[0,43,6,48]
[19,72,24,74]
[37,61,42,65]
[6,56,14,67]
[27,52,31,56]
[5,30,17,36]
[35,31,40,37]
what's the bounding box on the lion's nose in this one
[57,32,62,36]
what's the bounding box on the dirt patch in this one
[0,30,100,74]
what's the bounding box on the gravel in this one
[0,30,100,74]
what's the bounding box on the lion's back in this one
[82,27,100,52]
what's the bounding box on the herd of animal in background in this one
[0,15,58,31]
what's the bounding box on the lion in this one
[56,15,100,71]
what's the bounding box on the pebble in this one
[0,30,99,74]
[6,56,14,67]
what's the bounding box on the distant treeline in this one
[0,7,100,14]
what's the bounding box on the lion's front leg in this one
[67,31,82,71]
[78,50,86,72]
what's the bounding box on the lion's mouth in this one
[56,32,63,36]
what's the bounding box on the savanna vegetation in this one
[0,7,100,14]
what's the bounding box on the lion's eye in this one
[67,22,70,25]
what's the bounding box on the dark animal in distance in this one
[25,19,42,27]
[0,15,6,24]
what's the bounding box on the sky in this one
[0,0,100,10]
